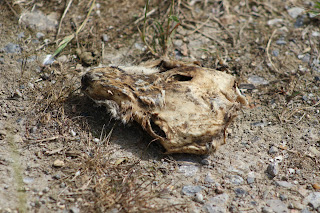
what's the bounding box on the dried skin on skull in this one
[81,60,247,155]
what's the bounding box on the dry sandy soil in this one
[0,0,320,212]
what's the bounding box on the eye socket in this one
[172,74,193,81]
[150,120,166,138]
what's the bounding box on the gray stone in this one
[301,54,311,63]
[276,39,287,45]
[228,175,244,185]
[194,192,204,203]
[267,163,278,177]
[309,146,320,157]
[247,176,255,184]
[279,194,288,201]
[266,199,288,213]
[287,7,305,19]
[69,206,80,213]
[269,146,279,154]
[204,173,215,183]
[301,208,312,213]
[267,19,283,26]
[19,11,58,31]
[275,181,294,188]
[57,55,68,63]
[43,187,50,193]
[248,75,269,86]
[204,206,225,213]
[179,164,199,177]
[3,43,21,53]
[201,158,210,165]
[36,32,45,39]
[234,188,247,197]
[18,32,25,39]
[261,206,273,213]
[23,177,34,184]
[181,185,202,196]
[0,57,4,64]
[312,31,320,37]
[272,49,279,57]
[204,194,229,213]
[207,194,229,207]
[303,192,320,209]
[294,16,305,28]
[102,34,109,42]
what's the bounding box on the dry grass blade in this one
[50,0,96,60]
[266,29,280,73]
[56,0,74,38]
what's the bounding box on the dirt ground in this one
[0,0,320,212]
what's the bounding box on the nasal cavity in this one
[172,74,193,81]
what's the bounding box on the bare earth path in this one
[0,1,320,212]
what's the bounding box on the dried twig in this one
[134,8,156,25]
[211,16,236,47]
[266,29,280,73]
[56,0,73,39]
[187,14,211,35]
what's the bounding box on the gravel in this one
[267,163,279,178]
[3,43,21,53]
[303,192,320,209]
[275,181,294,188]
[181,185,202,196]
[19,11,58,31]
[178,164,199,177]
[268,146,279,154]
[266,199,289,213]
[287,7,305,19]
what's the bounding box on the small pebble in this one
[288,203,294,209]
[272,49,279,57]
[201,158,210,165]
[53,159,64,167]
[178,164,199,177]
[279,194,288,201]
[247,172,255,184]
[267,19,283,26]
[4,43,21,53]
[75,64,83,72]
[234,188,247,197]
[43,187,50,193]
[70,130,76,137]
[262,206,273,213]
[287,7,305,19]
[312,183,320,190]
[57,55,68,63]
[312,31,320,37]
[267,163,278,177]
[194,192,204,203]
[69,206,80,213]
[295,15,305,28]
[53,174,61,180]
[30,126,37,133]
[276,39,287,45]
[303,192,320,209]
[268,146,278,154]
[102,34,109,42]
[204,173,215,183]
[181,185,202,196]
[18,32,25,39]
[228,175,244,185]
[36,32,45,39]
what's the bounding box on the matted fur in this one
[81,59,247,155]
